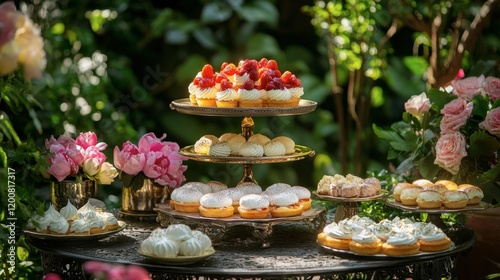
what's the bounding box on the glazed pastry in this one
[416,190,442,209]
[392,182,414,202]
[199,193,234,218]
[435,179,458,190]
[381,231,420,256]
[422,184,449,194]
[349,230,383,255]
[400,186,423,206]
[238,194,270,219]
[412,179,434,187]
[270,192,303,217]
[442,190,468,209]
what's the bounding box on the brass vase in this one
[121,178,166,214]
[50,180,98,211]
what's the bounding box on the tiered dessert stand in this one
[314,191,387,222]
[157,98,325,247]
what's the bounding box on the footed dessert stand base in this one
[154,203,326,248]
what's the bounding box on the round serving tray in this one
[179,145,315,164]
[169,98,317,117]
[385,198,492,213]
[137,248,215,265]
[313,191,388,202]
[24,221,127,241]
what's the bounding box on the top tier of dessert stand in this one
[165,98,325,247]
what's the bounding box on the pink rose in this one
[75,131,98,149]
[113,142,146,175]
[138,132,167,153]
[65,142,85,166]
[479,107,500,138]
[439,99,473,133]
[434,131,468,175]
[451,75,485,101]
[56,134,75,147]
[47,153,73,181]
[483,76,500,102]
[404,92,431,118]
[82,146,106,165]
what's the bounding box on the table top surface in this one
[27,215,476,277]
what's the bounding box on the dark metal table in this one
[27,216,476,280]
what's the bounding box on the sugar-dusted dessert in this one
[199,192,234,218]
[316,174,381,198]
[238,194,270,219]
[269,191,303,217]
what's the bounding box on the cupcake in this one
[195,64,217,107]
[281,71,303,106]
[215,79,239,108]
[265,78,292,107]
[238,80,262,107]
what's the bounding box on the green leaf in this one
[237,1,278,27]
[131,172,146,192]
[17,246,30,261]
[403,56,428,76]
[201,2,233,24]
[120,171,135,189]
[469,130,500,157]
[428,88,454,111]
[480,165,500,182]
[418,154,440,179]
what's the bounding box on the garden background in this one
[1,0,499,279]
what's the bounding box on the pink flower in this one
[113,141,146,175]
[83,261,150,280]
[0,2,16,48]
[47,153,74,181]
[434,131,468,175]
[451,75,485,101]
[82,146,106,165]
[483,76,500,102]
[138,132,167,154]
[479,107,500,138]
[42,273,62,280]
[404,92,431,118]
[439,99,473,133]
[65,142,85,167]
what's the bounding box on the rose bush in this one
[374,74,500,185]
[114,132,188,190]
[44,132,118,184]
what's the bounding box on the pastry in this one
[98,212,119,231]
[265,182,292,194]
[179,237,205,256]
[247,133,271,146]
[416,190,442,209]
[272,136,295,154]
[435,179,458,190]
[238,80,262,107]
[291,186,312,211]
[182,181,212,194]
[49,216,70,235]
[266,78,292,107]
[417,223,451,252]
[164,224,193,242]
[235,181,262,195]
[422,183,449,194]
[205,180,228,193]
[339,183,360,198]
[270,191,303,217]
[199,193,234,218]
[227,134,246,155]
[239,141,264,157]
[359,177,381,197]
[220,62,236,83]
[191,230,213,252]
[281,71,303,106]
[218,188,245,213]
[392,182,415,202]
[263,140,286,156]
[194,134,218,154]
[153,238,180,257]
[88,216,106,234]
[234,59,258,89]
[69,217,90,234]
[458,184,484,204]
[215,78,239,107]
[400,186,423,206]
[208,141,231,157]
[238,194,270,219]
[373,219,394,241]
[59,199,78,224]
[172,188,203,213]
[442,190,468,209]
[381,231,420,256]
[219,132,238,142]
[195,64,216,106]
[349,230,383,255]
[412,179,434,187]
[317,221,358,250]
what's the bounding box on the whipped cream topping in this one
[179,237,204,256]
[374,219,394,240]
[323,222,356,239]
[271,192,299,207]
[70,218,90,233]
[165,224,193,242]
[288,87,304,99]
[265,183,291,194]
[194,137,216,154]
[208,142,231,157]
[263,141,286,156]
[173,188,204,203]
[386,231,417,246]
[46,204,63,221]
[236,182,262,195]
[216,88,239,101]
[98,212,118,226]
[418,223,447,242]
[188,82,197,95]
[200,193,232,208]
[291,186,311,200]
[267,88,291,101]
[59,200,78,221]
[239,142,264,157]
[233,72,250,87]
[219,188,245,202]
[182,182,212,195]
[238,88,261,101]
[196,87,216,99]
[239,194,269,209]
[352,229,380,244]
[49,216,69,234]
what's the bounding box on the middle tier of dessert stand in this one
[168,99,325,247]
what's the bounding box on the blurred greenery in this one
[1,0,499,279]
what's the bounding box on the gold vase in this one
[121,178,166,213]
[50,180,98,211]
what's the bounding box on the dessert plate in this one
[313,191,387,202]
[170,98,317,117]
[385,198,492,213]
[23,221,127,241]
[317,241,455,259]
[137,248,215,265]
[180,145,315,164]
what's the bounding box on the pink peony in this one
[82,145,106,165]
[451,75,485,101]
[404,92,431,117]
[479,107,500,138]
[439,99,473,133]
[138,132,167,154]
[47,153,74,181]
[434,131,468,175]
[42,273,62,280]
[113,141,146,176]
[83,261,150,280]
[483,76,500,102]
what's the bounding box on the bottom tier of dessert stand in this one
[154,203,326,248]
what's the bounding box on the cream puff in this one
[270,192,303,217]
[458,184,484,205]
[400,186,423,206]
[199,193,234,218]
[416,190,442,209]
[172,188,204,213]
[238,194,270,219]
[291,186,312,211]
[442,190,468,209]
[392,182,415,202]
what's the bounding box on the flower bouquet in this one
[45,131,118,184]
[374,75,500,185]
[113,132,188,191]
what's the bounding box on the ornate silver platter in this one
[385,198,492,213]
[137,248,215,265]
[313,191,388,202]
[317,241,455,260]
[155,204,326,248]
[169,98,317,117]
[180,145,315,164]
[24,221,127,241]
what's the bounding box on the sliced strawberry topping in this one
[199,77,214,88]
[221,63,236,75]
[220,79,233,90]
[220,62,229,72]
[241,80,255,90]
[201,64,214,78]
[215,73,227,84]
[193,76,202,85]
[281,71,293,84]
